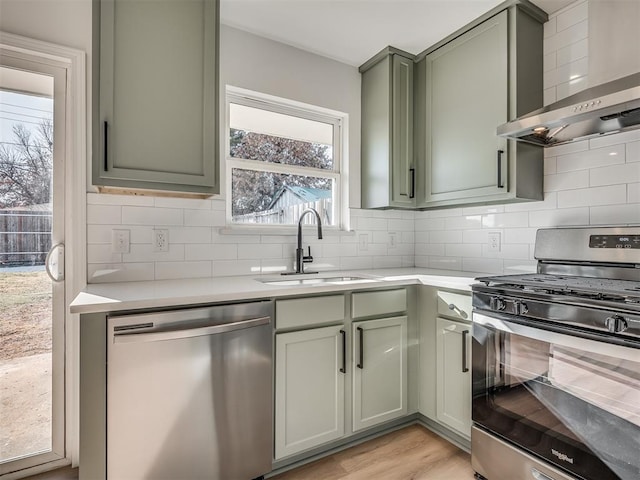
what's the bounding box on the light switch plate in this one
[112,229,130,254]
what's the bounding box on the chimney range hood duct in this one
[497,72,640,147]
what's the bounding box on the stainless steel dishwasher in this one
[107,301,273,480]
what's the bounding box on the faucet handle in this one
[303,245,314,263]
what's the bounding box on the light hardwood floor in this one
[271,425,475,480]
[25,426,473,480]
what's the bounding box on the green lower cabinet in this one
[436,317,472,437]
[352,316,408,432]
[274,326,345,459]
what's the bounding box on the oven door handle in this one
[473,312,639,361]
[531,468,556,480]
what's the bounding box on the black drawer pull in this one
[357,326,364,369]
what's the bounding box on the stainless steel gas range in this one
[471,227,640,480]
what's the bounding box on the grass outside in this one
[0,270,52,361]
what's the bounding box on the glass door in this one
[0,55,67,474]
[472,312,640,480]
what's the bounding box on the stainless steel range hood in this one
[497,72,640,147]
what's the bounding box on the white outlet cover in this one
[488,232,501,253]
[153,229,169,252]
[111,229,130,254]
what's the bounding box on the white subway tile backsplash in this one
[88,262,155,283]
[627,141,640,163]
[529,207,589,227]
[213,259,260,277]
[504,228,538,245]
[185,243,237,261]
[168,226,212,244]
[154,197,212,210]
[544,52,557,73]
[156,261,212,280]
[556,1,588,32]
[122,244,185,263]
[415,243,445,257]
[557,185,626,208]
[428,257,462,271]
[373,256,403,269]
[340,256,373,270]
[323,243,357,258]
[545,139,588,158]
[445,215,483,230]
[590,204,640,225]
[544,170,589,192]
[462,229,494,244]
[590,163,640,186]
[589,129,640,149]
[544,87,557,106]
[543,16,557,38]
[184,209,225,227]
[87,192,154,206]
[415,217,445,231]
[628,183,640,203]
[481,212,528,228]
[388,219,413,231]
[238,243,282,259]
[481,244,530,260]
[87,244,122,264]
[461,205,504,216]
[87,205,122,225]
[505,192,558,212]
[463,258,503,275]
[503,260,537,274]
[543,19,587,54]
[122,206,183,226]
[556,75,588,100]
[430,230,463,244]
[556,144,625,172]
[556,38,588,66]
[446,244,482,257]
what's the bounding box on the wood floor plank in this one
[272,425,475,480]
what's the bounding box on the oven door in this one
[472,311,640,480]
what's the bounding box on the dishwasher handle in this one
[112,316,270,344]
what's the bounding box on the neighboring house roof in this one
[268,186,331,209]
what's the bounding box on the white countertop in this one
[70,267,485,314]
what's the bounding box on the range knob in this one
[518,302,529,315]
[492,297,506,311]
[605,315,628,333]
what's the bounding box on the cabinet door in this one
[97,0,218,194]
[275,326,345,459]
[391,55,415,207]
[353,316,407,432]
[424,10,508,203]
[436,317,471,437]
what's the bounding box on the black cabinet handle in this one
[409,168,415,199]
[339,329,346,373]
[462,329,469,373]
[104,120,109,172]
[497,149,504,188]
[356,326,364,369]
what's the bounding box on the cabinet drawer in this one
[276,295,345,329]
[352,289,407,319]
[437,291,471,322]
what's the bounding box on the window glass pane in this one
[231,168,334,226]
[229,103,333,170]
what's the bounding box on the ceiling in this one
[220,0,575,67]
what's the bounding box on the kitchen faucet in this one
[292,207,323,274]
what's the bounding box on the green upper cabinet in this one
[360,49,415,209]
[416,5,545,208]
[94,0,219,195]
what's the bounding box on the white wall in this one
[0,0,92,54]
[415,0,640,275]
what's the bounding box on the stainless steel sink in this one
[258,275,376,286]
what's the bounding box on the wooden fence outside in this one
[233,199,332,225]
[0,210,52,267]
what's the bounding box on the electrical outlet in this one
[488,232,501,253]
[358,234,369,252]
[388,232,398,249]
[111,229,130,254]
[153,229,169,252]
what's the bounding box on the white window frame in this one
[225,86,346,231]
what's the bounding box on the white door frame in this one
[0,32,87,477]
